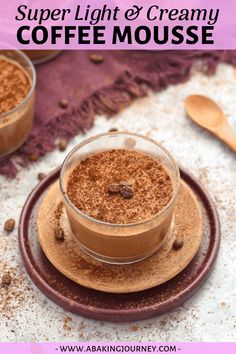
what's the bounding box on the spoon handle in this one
[215,124,236,153]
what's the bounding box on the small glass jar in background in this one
[60,132,180,265]
[23,50,62,64]
[0,50,36,156]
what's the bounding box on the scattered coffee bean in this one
[173,239,183,250]
[28,154,39,162]
[54,227,65,242]
[109,128,118,132]
[58,138,68,152]
[108,184,121,194]
[90,54,104,64]
[1,273,12,287]
[131,325,138,332]
[59,99,68,109]
[4,219,15,232]
[38,172,46,181]
[120,185,134,199]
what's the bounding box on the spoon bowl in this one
[185,95,226,129]
[184,95,236,153]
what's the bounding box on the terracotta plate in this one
[19,167,220,322]
[37,180,203,293]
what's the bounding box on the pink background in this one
[1,342,236,353]
[0,0,235,49]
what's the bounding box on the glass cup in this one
[0,50,36,156]
[60,132,180,265]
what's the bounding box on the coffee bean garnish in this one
[38,172,46,181]
[58,138,68,152]
[54,227,65,242]
[109,128,118,132]
[108,184,121,194]
[4,219,15,233]
[120,185,134,199]
[59,99,68,109]
[108,181,134,199]
[173,239,183,250]
[1,273,12,287]
[90,54,104,64]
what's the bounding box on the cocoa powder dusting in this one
[67,149,173,224]
[0,263,30,320]
[0,57,31,116]
[63,316,72,331]
[54,201,64,223]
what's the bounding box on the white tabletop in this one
[1,63,236,342]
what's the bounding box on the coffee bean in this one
[120,185,134,199]
[1,273,12,287]
[108,184,121,194]
[38,172,46,181]
[90,54,104,64]
[58,138,68,152]
[131,325,138,332]
[4,219,15,232]
[59,99,68,109]
[28,154,39,162]
[173,239,183,250]
[109,128,118,132]
[54,227,65,242]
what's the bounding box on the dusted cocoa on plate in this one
[60,132,180,264]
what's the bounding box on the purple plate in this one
[19,167,220,322]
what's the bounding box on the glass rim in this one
[0,50,36,120]
[60,131,181,228]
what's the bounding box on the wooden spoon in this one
[184,95,236,152]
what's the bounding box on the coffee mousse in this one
[67,149,173,224]
[64,148,175,263]
[0,55,34,156]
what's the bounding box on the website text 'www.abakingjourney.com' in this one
[56,344,180,353]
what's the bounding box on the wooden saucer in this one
[37,181,202,293]
[18,167,220,322]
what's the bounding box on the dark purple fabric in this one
[1,50,236,178]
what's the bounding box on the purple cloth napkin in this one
[1,50,236,178]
